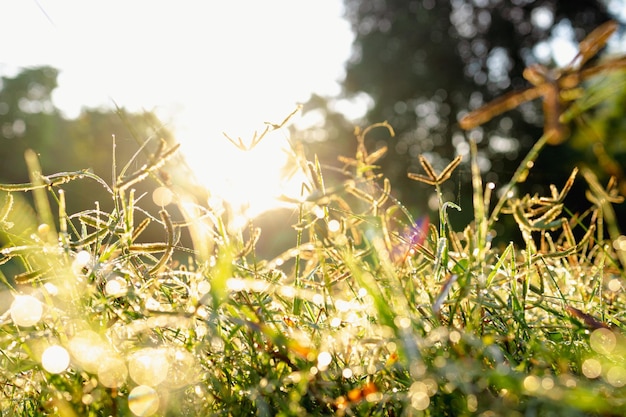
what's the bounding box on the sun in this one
[177,112,308,224]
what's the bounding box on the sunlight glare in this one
[98,356,128,388]
[41,345,70,374]
[68,330,108,373]
[128,348,170,386]
[180,120,308,220]
[128,385,160,417]
[10,295,43,327]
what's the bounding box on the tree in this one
[0,66,183,240]
[322,0,621,238]
[0,66,63,175]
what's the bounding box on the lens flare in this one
[179,125,307,222]
[128,348,169,387]
[128,385,159,416]
[162,348,198,389]
[68,330,108,373]
[105,276,128,297]
[41,345,70,374]
[98,356,128,388]
[10,295,43,327]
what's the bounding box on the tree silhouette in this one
[0,66,182,239]
[300,0,622,240]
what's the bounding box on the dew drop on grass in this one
[43,282,58,296]
[128,385,159,416]
[128,348,169,386]
[607,278,622,292]
[98,356,128,388]
[327,219,340,233]
[312,293,324,305]
[612,235,626,251]
[317,351,332,370]
[162,348,198,389]
[523,375,540,392]
[279,285,296,298]
[467,394,478,412]
[582,358,602,379]
[541,377,554,390]
[335,299,350,312]
[226,278,245,292]
[394,316,411,329]
[145,297,160,310]
[606,366,626,387]
[73,250,92,269]
[152,186,173,207]
[10,295,43,327]
[37,223,51,238]
[41,345,70,374]
[313,206,325,219]
[69,330,107,373]
[409,382,430,410]
[105,277,128,297]
[590,328,617,355]
[197,280,211,295]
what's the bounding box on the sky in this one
[0,0,357,216]
[0,0,353,218]
[4,2,625,218]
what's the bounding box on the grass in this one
[0,113,625,417]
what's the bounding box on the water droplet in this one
[74,250,91,267]
[226,278,245,292]
[128,348,169,386]
[162,348,198,389]
[607,366,626,387]
[72,250,92,275]
[105,277,128,297]
[590,328,617,355]
[608,278,622,292]
[541,377,554,390]
[317,351,332,370]
[523,375,540,391]
[98,356,128,388]
[43,283,58,296]
[313,206,325,219]
[152,187,173,207]
[312,293,324,305]
[37,223,51,238]
[327,219,340,233]
[41,345,70,374]
[145,297,160,310]
[410,390,430,410]
[582,358,602,379]
[128,385,159,416]
[197,280,211,295]
[69,330,108,373]
[10,295,43,327]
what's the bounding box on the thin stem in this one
[488,133,550,227]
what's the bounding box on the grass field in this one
[0,115,625,416]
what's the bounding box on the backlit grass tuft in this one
[0,118,624,416]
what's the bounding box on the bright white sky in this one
[0,0,356,217]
